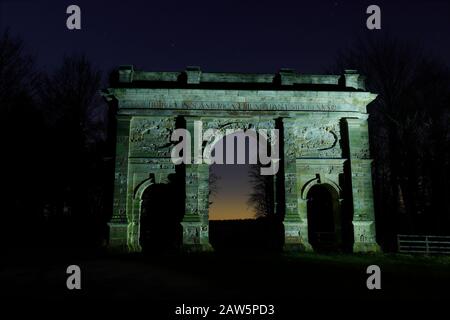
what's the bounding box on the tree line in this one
[1,29,112,249]
[246,36,450,251]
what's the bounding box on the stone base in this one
[352,221,380,252]
[181,243,214,253]
[181,221,212,252]
[353,242,381,253]
[107,223,128,252]
[283,242,313,252]
[283,221,312,252]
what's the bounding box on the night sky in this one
[1,0,449,73]
[1,0,449,220]
[209,132,260,220]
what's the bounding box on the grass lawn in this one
[1,249,449,305]
[1,249,448,319]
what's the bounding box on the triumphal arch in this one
[103,66,380,253]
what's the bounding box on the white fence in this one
[397,234,450,254]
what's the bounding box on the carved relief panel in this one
[288,117,343,158]
[129,117,175,158]
[202,118,275,134]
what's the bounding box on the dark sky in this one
[2,0,449,219]
[1,0,449,74]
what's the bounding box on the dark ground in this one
[1,249,449,317]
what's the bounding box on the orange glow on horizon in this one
[209,194,256,220]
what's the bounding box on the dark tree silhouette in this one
[247,164,274,219]
[0,29,44,247]
[38,54,103,143]
[36,54,109,247]
[208,171,221,205]
[0,29,37,106]
[333,35,450,249]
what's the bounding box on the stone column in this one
[345,117,381,252]
[282,118,309,251]
[297,194,312,250]
[181,118,212,251]
[109,115,131,251]
[127,197,142,252]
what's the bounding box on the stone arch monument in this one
[103,66,380,253]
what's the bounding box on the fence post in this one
[397,234,401,253]
[425,236,429,254]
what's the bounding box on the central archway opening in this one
[208,130,282,252]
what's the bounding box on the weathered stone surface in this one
[104,67,380,253]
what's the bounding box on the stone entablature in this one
[116,66,366,90]
[105,89,375,114]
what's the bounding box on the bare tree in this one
[247,165,274,219]
[0,29,45,245]
[38,54,103,147]
[333,35,450,247]
[0,28,38,111]
[37,54,106,227]
[208,171,221,205]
